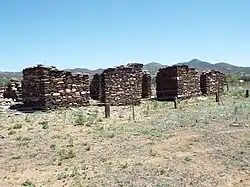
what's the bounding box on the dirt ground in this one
[0,92,250,187]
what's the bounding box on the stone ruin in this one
[22,65,90,109]
[100,65,143,106]
[128,63,152,98]
[0,87,5,99]
[156,65,200,100]
[3,83,22,101]
[89,63,152,105]
[200,70,226,95]
[0,78,22,101]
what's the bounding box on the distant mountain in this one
[0,71,22,78]
[177,59,214,70]
[177,59,250,74]
[143,62,167,75]
[0,59,249,78]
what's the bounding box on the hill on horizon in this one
[0,59,250,78]
[176,59,250,74]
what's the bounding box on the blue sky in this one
[0,0,250,71]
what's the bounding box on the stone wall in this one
[22,65,90,109]
[200,70,226,95]
[90,63,152,105]
[0,87,5,99]
[100,65,143,106]
[156,65,200,100]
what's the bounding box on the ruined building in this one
[89,63,152,104]
[200,70,226,95]
[100,65,143,105]
[2,79,22,101]
[22,65,89,109]
[156,65,200,100]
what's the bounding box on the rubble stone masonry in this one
[200,70,226,95]
[156,65,200,100]
[22,65,90,109]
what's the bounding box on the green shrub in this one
[8,130,16,135]
[0,77,10,87]
[22,180,35,187]
[13,123,22,129]
[74,112,99,126]
[58,149,75,161]
[39,121,49,129]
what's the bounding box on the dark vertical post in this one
[174,97,177,109]
[216,92,219,103]
[226,84,229,91]
[132,104,135,121]
[246,90,249,98]
[105,103,110,118]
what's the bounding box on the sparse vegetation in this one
[8,130,16,135]
[39,121,49,129]
[12,123,23,129]
[58,148,76,161]
[0,77,11,87]
[56,172,68,180]
[22,180,35,187]
[12,155,21,160]
[1,94,250,186]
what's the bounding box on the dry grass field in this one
[0,89,250,187]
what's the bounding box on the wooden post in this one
[132,104,135,121]
[246,90,249,98]
[174,97,177,109]
[216,92,219,103]
[216,92,220,105]
[105,103,110,118]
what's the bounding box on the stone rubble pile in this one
[200,70,226,95]
[156,65,200,100]
[22,65,90,109]
[3,82,22,101]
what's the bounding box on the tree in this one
[0,77,11,87]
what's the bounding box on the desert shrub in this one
[58,149,75,161]
[8,130,16,135]
[57,172,68,180]
[39,121,49,129]
[22,180,35,187]
[74,113,90,126]
[74,112,100,126]
[12,123,22,129]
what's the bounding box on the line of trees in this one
[0,77,11,87]
[226,74,250,83]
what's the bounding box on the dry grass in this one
[0,93,250,187]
